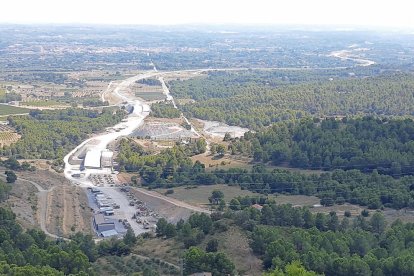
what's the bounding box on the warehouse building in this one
[93,214,116,232]
[83,149,113,169]
[100,229,118,238]
[101,150,113,168]
[84,149,102,169]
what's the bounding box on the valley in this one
[1,24,414,276]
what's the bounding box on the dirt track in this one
[1,168,92,239]
[13,177,66,240]
[131,187,210,223]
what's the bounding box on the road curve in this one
[17,178,70,240]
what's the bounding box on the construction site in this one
[133,121,197,141]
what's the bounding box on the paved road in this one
[63,72,158,235]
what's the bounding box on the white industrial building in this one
[83,149,113,169]
[101,150,114,168]
[84,149,102,169]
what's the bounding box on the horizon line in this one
[0,22,413,32]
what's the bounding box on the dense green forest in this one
[150,101,181,118]
[136,78,162,86]
[229,117,414,175]
[117,138,206,182]
[1,108,125,160]
[152,196,414,275]
[0,205,162,275]
[117,139,414,209]
[169,72,414,129]
[244,207,414,276]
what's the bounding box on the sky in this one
[1,0,414,28]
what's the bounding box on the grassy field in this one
[191,154,252,171]
[0,104,30,115]
[275,194,320,206]
[192,153,324,176]
[135,92,166,101]
[133,237,182,265]
[157,184,326,207]
[201,225,263,275]
[156,184,265,206]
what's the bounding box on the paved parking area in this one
[86,189,128,237]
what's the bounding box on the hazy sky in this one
[1,0,414,28]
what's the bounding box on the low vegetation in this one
[135,92,166,101]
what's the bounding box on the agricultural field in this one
[0,104,30,115]
[20,100,69,107]
[133,80,165,101]
[200,226,263,275]
[0,124,20,146]
[134,91,166,101]
[93,254,180,276]
[0,132,20,146]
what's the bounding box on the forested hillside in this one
[118,139,414,209]
[230,117,414,176]
[170,72,414,128]
[246,208,414,276]
[1,108,125,159]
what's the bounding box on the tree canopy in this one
[170,72,414,129]
[1,108,125,160]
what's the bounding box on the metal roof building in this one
[100,229,118,237]
[101,150,114,168]
[93,214,116,232]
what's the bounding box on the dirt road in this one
[133,187,211,215]
[4,176,69,240]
